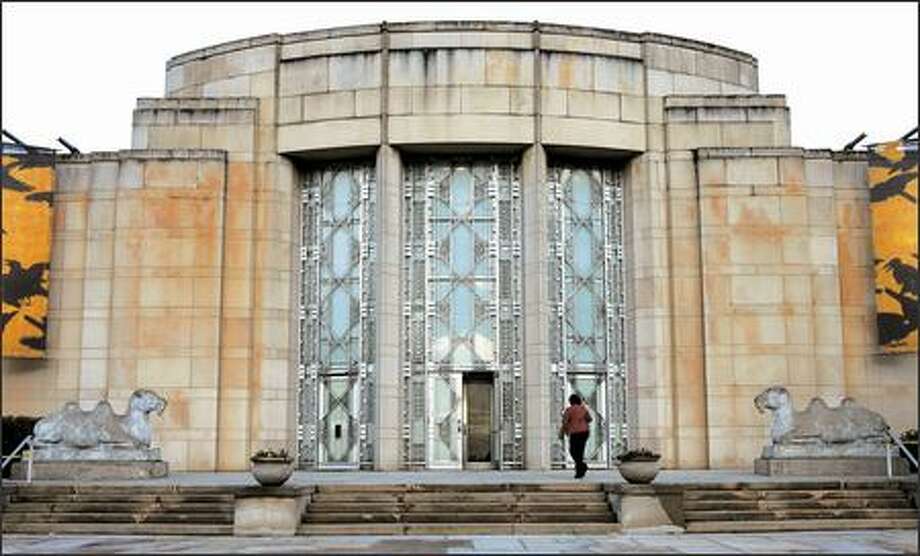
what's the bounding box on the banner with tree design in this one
[867,139,918,353]
[1,144,55,357]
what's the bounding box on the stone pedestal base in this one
[32,445,162,461]
[607,485,682,529]
[10,460,168,480]
[234,486,310,536]
[755,457,909,476]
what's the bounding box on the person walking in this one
[560,393,593,479]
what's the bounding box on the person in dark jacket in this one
[560,393,593,479]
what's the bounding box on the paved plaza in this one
[3,529,917,554]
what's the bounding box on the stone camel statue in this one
[33,389,167,449]
[753,385,888,446]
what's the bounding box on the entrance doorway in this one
[463,374,494,469]
[427,372,496,469]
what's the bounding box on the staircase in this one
[299,483,619,535]
[683,481,918,533]
[1,485,235,535]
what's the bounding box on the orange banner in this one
[1,145,55,357]
[867,140,918,353]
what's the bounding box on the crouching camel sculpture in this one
[753,385,890,458]
[32,389,167,461]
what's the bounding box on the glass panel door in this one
[319,375,358,466]
[464,374,494,466]
[428,372,463,468]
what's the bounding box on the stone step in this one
[297,522,622,535]
[308,491,608,504]
[683,489,904,501]
[1,522,233,535]
[312,485,409,494]
[1,486,238,494]
[312,483,605,494]
[409,492,608,502]
[304,513,402,524]
[683,498,912,512]
[685,518,918,533]
[684,508,918,522]
[676,480,912,492]
[4,501,235,513]
[9,493,234,504]
[1,512,233,524]
[302,511,612,524]
[308,493,402,503]
[305,501,611,513]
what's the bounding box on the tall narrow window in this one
[403,160,523,469]
[299,164,376,468]
[548,166,627,468]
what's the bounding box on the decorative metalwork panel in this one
[548,166,627,467]
[428,372,463,467]
[299,164,376,468]
[403,160,523,468]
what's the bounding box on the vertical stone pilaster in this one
[375,144,403,470]
[373,22,401,470]
[522,143,551,469]
[522,22,552,470]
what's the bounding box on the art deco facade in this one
[2,21,916,471]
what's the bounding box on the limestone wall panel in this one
[693,148,916,469]
[1,152,227,471]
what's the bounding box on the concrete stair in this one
[683,482,918,533]
[299,483,619,535]
[1,485,235,535]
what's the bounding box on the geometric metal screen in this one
[298,164,376,468]
[402,160,523,468]
[548,166,627,468]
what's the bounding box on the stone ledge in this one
[389,31,532,52]
[10,460,169,480]
[665,95,786,109]
[803,148,835,159]
[697,147,805,159]
[136,97,259,110]
[169,21,757,71]
[832,151,869,162]
[167,34,281,69]
[755,457,911,477]
[281,34,382,61]
[59,149,227,163]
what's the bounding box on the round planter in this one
[618,460,660,484]
[250,459,294,487]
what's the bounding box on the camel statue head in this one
[128,389,167,416]
[754,385,791,414]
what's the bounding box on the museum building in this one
[2,21,916,472]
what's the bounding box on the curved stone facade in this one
[2,22,914,473]
[161,22,758,155]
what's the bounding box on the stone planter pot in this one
[250,459,294,487]
[618,459,661,484]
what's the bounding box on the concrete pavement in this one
[3,529,917,553]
